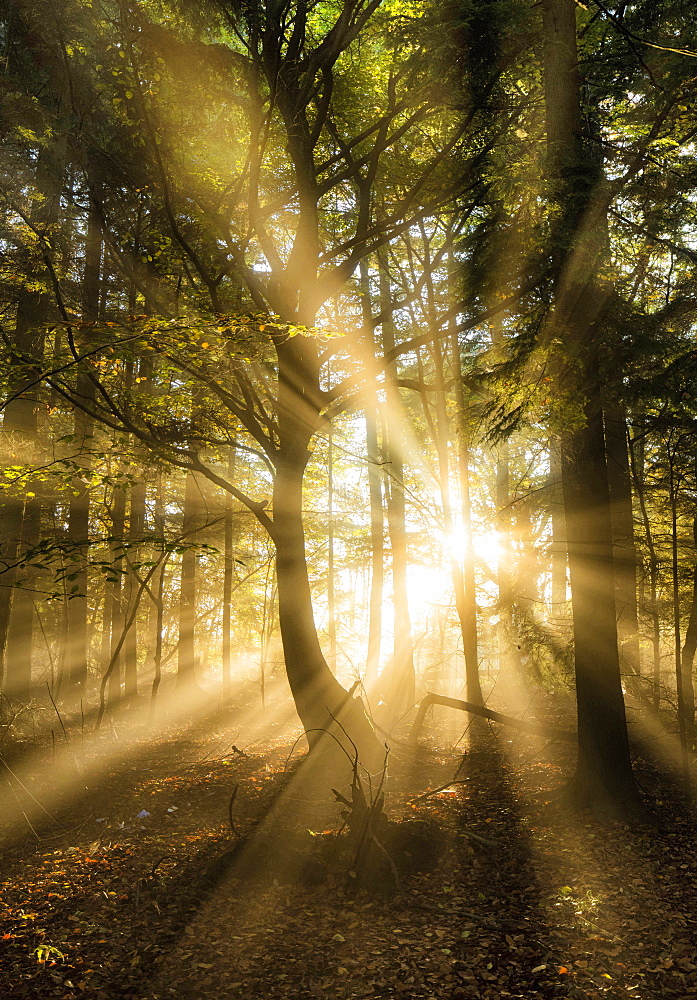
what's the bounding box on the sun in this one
[444,524,502,566]
[404,561,451,615]
[472,528,502,566]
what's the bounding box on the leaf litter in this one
[1,710,696,999]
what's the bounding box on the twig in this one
[284,727,358,773]
[0,753,64,828]
[458,829,497,847]
[372,719,445,753]
[406,898,482,919]
[150,854,178,878]
[46,682,69,742]
[365,828,402,893]
[0,694,19,751]
[195,740,224,765]
[228,785,239,837]
[3,775,40,839]
[410,778,470,802]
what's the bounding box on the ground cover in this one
[1,701,696,1000]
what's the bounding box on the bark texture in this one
[543,0,639,814]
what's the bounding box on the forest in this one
[1,1,697,998]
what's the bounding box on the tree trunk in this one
[630,419,662,709]
[383,468,415,712]
[65,383,95,700]
[65,207,101,700]
[177,469,200,688]
[449,325,482,706]
[365,398,384,689]
[1,297,47,701]
[549,436,567,612]
[0,137,64,697]
[123,479,146,701]
[0,495,27,697]
[680,509,697,757]
[260,560,276,710]
[543,0,639,814]
[3,500,40,700]
[669,450,691,797]
[561,397,637,809]
[605,400,641,687]
[326,421,337,669]
[514,497,540,611]
[273,336,383,771]
[360,260,383,690]
[149,472,166,718]
[426,316,484,708]
[496,439,526,678]
[222,447,235,703]
[107,483,126,707]
[378,266,415,713]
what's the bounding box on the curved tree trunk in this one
[274,337,383,772]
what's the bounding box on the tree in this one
[81,0,489,763]
[4,0,697,810]
[541,0,640,813]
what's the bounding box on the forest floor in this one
[1,687,696,1000]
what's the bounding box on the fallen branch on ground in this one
[409,693,575,743]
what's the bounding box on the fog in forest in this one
[2,2,697,998]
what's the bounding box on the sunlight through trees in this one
[1,0,697,817]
